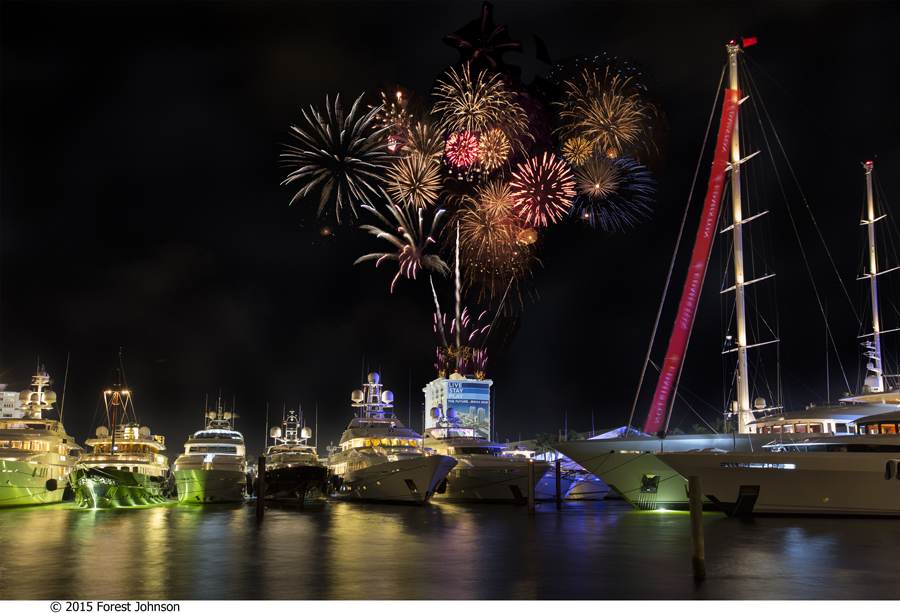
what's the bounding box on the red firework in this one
[510,152,576,226]
[444,131,480,167]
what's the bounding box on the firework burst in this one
[570,156,655,231]
[354,201,449,292]
[557,67,662,163]
[478,129,511,172]
[510,152,576,227]
[561,136,592,166]
[385,153,443,210]
[475,179,514,218]
[281,93,391,222]
[432,65,530,149]
[406,122,445,160]
[444,131,480,168]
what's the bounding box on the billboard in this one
[423,376,492,439]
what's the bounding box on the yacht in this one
[0,368,83,507]
[555,48,899,511]
[328,372,457,504]
[173,400,248,504]
[69,352,169,509]
[655,413,900,517]
[264,410,327,503]
[424,407,551,504]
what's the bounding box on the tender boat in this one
[173,399,249,504]
[0,368,83,507]
[656,421,900,517]
[328,372,457,504]
[264,410,327,503]
[69,352,169,509]
[424,405,551,504]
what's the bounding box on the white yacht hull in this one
[436,458,553,504]
[554,434,773,510]
[174,468,247,504]
[0,457,74,507]
[656,450,900,517]
[566,474,611,501]
[534,469,576,502]
[332,455,457,504]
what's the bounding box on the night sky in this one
[2,1,898,460]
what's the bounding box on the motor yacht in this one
[328,372,456,504]
[173,400,248,504]
[424,407,551,504]
[264,410,327,503]
[0,368,83,507]
[69,352,169,509]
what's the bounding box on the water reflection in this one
[1,500,897,600]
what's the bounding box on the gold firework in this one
[574,156,621,201]
[561,136,592,166]
[385,153,443,209]
[406,122,445,160]
[558,68,649,160]
[432,65,530,148]
[478,129,511,172]
[475,179,514,218]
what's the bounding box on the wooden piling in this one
[527,459,535,515]
[555,459,562,510]
[688,475,705,580]
[256,456,266,519]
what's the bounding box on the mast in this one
[727,42,753,433]
[108,351,124,453]
[863,161,884,392]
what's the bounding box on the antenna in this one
[60,351,70,423]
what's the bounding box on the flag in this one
[743,37,758,48]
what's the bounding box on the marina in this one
[2,0,898,605]
[1,498,897,601]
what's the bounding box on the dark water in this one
[1,499,897,601]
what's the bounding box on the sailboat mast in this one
[864,161,884,392]
[727,43,752,433]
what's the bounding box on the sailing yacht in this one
[264,410,327,503]
[554,42,898,510]
[0,368,83,507]
[70,352,170,509]
[655,162,900,517]
[328,372,457,504]
[173,399,249,504]
[424,403,552,504]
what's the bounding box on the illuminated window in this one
[881,424,897,434]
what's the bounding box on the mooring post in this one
[298,479,305,510]
[688,475,705,580]
[555,458,562,510]
[527,459,535,515]
[256,456,266,519]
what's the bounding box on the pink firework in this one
[444,131,480,167]
[510,152,576,226]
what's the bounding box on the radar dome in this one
[430,407,442,419]
[754,398,767,409]
[381,390,394,404]
[139,426,151,437]
[19,391,33,402]
[208,411,217,420]
[301,427,312,439]
[351,390,364,403]
[43,391,58,405]
[447,408,456,420]
[223,412,232,420]
[368,372,380,384]
[96,426,109,437]
[270,426,282,438]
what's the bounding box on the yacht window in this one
[809,424,822,433]
[835,423,848,433]
[868,425,879,435]
[881,424,897,434]
[796,424,807,434]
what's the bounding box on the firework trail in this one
[281,93,391,223]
